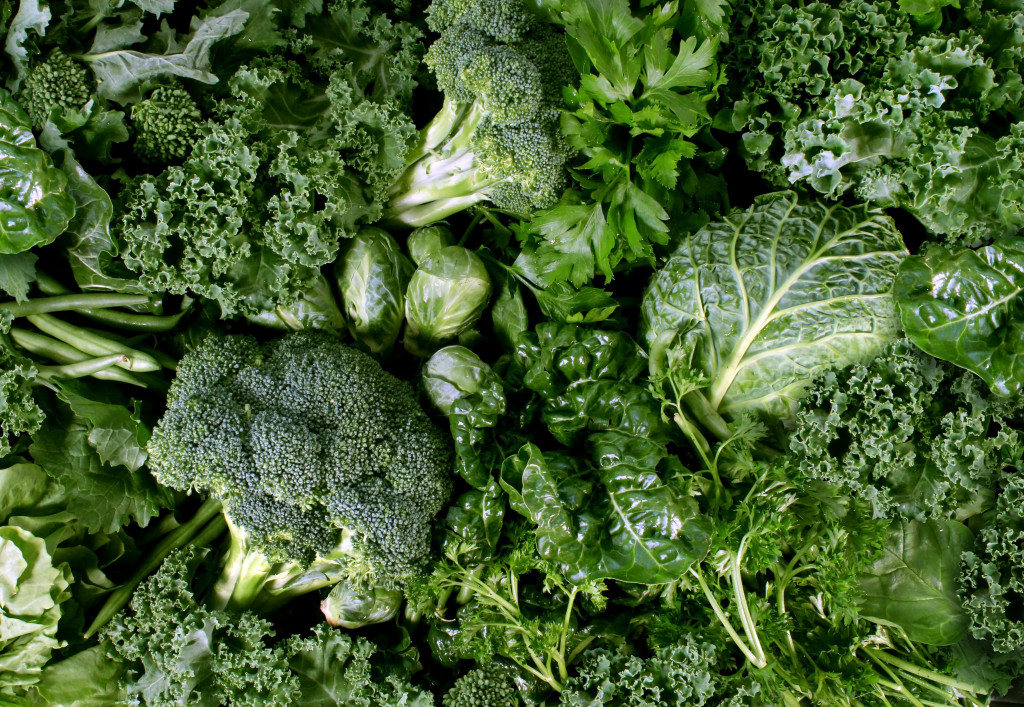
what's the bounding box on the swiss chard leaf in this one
[895,238,1024,396]
[859,519,973,646]
[500,441,711,585]
[642,191,906,422]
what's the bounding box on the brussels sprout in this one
[245,272,344,332]
[423,346,504,417]
[320,579,403,629]
[404,246,491,356]
[407,225,455,267]
[334,227,414,355]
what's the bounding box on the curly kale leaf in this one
[559,638,722,707]
[789,339,1024,522]
[961,470,1024,654]
[286,624,435,706]
[724,0,1024,244]
[116,1,421,317]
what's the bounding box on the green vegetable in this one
[320,579,403,629]
[130,85,203,164]
[285,623,435,707]
[405,246,492,356]
[0,525,71,699]
[961,470,1024,654]
[642,191,906,425]
[335,227,415,355]
[147,330,453,610]
[408,225,456,267]
[895,238,1024,396]
[515,0,730,287]
[724,0,1024,243]
[422,345,506,487]
[444,662,519,707]
[17,49,92,128]
[104,546,299,707]
[0,87,75,254]
[789,339,1024,522]
[500,440,710,586]
[859,519,974,645]
[560,638,723,706]
[384,0,575,226]
[116,1,422,316]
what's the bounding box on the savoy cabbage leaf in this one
[641,191,906,423]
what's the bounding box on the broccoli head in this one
[443,663,519,707]
[18,50,93,128]
[147,330,454,606]
[131,86,203,164]
[384,0,575,226]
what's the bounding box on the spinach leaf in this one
[895,239,1024,396]
[859,519,973,645]
[642,191,906,423]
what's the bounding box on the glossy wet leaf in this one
[0,89,75,254]
[895,238,1024,396]
[500,441,711,585]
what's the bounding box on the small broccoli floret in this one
[104,547,298,707]
[18,50,93,128]
[384,0,575,226]
[131,86,203,164]
[444,663,519,707]
[147,330,453,611]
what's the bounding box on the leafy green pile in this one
[3,0,1024,703]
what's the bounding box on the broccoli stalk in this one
[209,517,350,614]
[383,0,576,226]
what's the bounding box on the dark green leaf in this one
[859,519,973,645]
[895,239,1024,396]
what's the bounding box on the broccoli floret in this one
[131,86,203,164]
[444,663,519,707]
[104,547,298,707]
[384,0,575,226]
[18,50,93,128]
[147,330,453,611]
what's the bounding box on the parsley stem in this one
[689,566,767,668]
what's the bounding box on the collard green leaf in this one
[0,251,36,301]
[859,519,973,645]
[29,392,172,534]
[895,239,1024,396]
[0,88,75,254]
[642,191,906,422]
[500,441,711,585]
[87,9,248,104]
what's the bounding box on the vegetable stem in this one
[85,499,225,638]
